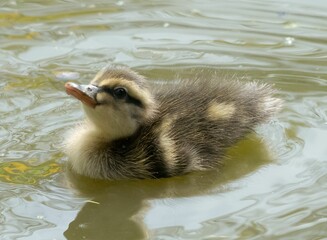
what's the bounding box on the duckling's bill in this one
[65,82,98,108]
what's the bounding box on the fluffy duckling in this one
[64,66,281,180]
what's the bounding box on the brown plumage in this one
[64,65,282,180]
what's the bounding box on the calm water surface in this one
[1,0,327,239]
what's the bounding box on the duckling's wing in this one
[150,78,281,171]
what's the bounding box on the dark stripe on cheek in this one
[126,96,143,108]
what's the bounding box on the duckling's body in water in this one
[64,66,282,180]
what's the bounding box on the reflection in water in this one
[64,135,273,239]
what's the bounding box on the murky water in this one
[1,0,327,239]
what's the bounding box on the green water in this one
[1,0,327,239]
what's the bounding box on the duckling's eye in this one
[113,87,127,99]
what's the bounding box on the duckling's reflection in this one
[64,134,273,240]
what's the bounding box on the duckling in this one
[64,66,282,180]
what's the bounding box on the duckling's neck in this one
[83,104,141,142]
[84,119,139,143]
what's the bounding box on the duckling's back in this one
[147,78,282,176]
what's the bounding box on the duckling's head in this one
[65,66,157,140]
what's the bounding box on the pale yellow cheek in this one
[96,92,113,104]
[207,102,235,121]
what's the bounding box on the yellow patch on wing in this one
[157,116,177,171]
[207,101,235,121]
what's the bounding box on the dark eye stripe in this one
[100,87,113,95]
[99,87,143,108]
[113,87,127,99]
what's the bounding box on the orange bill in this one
[65,82,98,108]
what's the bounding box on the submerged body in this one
[65,66,281,180]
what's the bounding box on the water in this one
[1,0,327,239]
